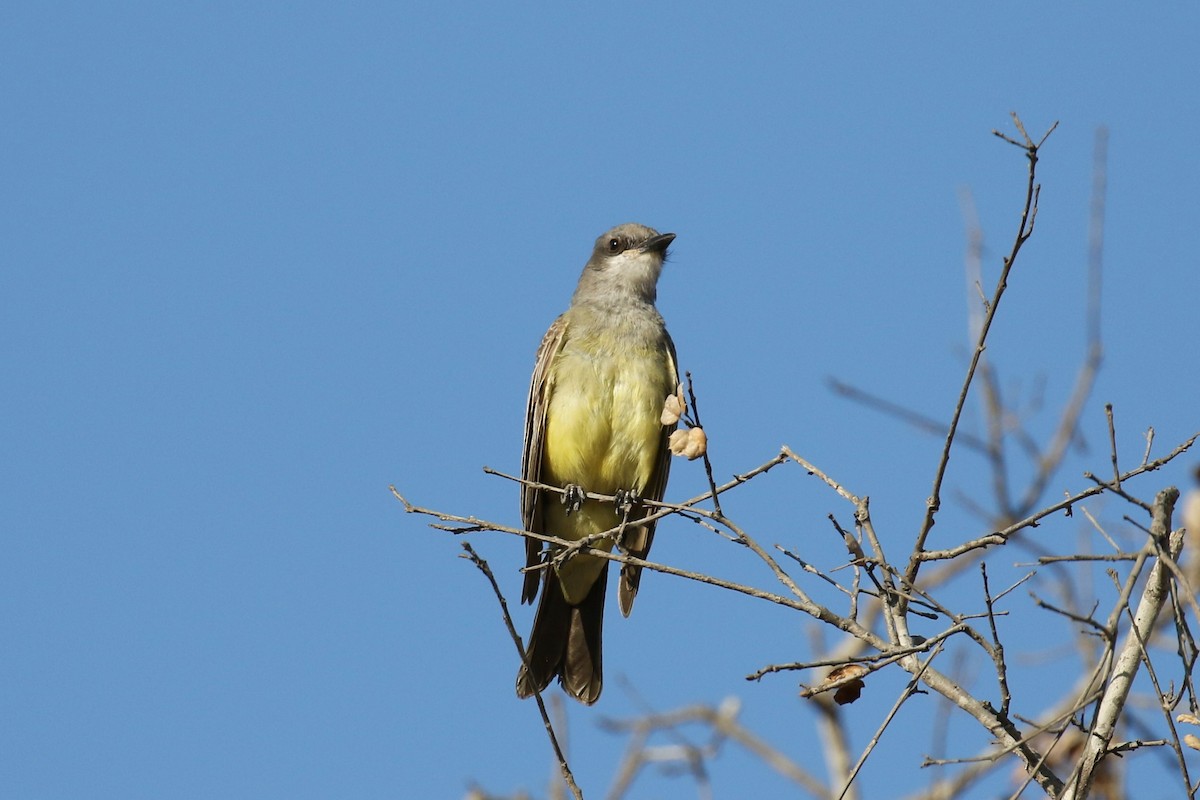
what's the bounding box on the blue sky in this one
[3,4,1198,798]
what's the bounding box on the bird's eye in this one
[607,238,622,253]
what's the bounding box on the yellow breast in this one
[542,340,671,496]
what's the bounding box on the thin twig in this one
[980,564,1012,717]
[1008,129,1107,517]
[684,371,723,519]
[836,644,946,800]
[915,432,1197,563]
[782,446,862,505]
[459,543,582,800]
[905,115,1058,596]
[1106,403,1121,489]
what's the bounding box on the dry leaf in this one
[1178,713,1200,727]
[1186,734,1200,752]
[824,664,868,706]
[668,428,690,457]
[842,533,866,562]
[826,664,867,683]
[834,682,864,706]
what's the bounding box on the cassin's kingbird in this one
[516,223,680,704]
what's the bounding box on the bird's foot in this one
[613,489,640,516]
[561,484,586,515]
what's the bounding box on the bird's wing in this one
[618,330,679,617]
[520,314,569,604]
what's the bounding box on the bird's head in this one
[574,223,675,305]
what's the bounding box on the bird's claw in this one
[614,489,640,516]
[561,484,586,515]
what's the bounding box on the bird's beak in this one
[640,232,676,255]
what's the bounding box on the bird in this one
[515,223,680,704]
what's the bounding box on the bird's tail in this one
[516,564,607,705]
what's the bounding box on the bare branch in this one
[980,564,1012,717]
[836,644,946,800]
[906,115,1059,596]
[1063,488,1183,800]
[459,543,582,800]
[915,432,1197,563]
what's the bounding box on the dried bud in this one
[1179,713,1200,727]
[682,427,707,460]
[668,428,691,457]
[661,391,685,425]
[1187,734,1200,752]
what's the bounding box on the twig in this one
[915,432,1197,562]
[836,644,946,800]
[905,115,1058,596]
[782,446,861,505]
[1080,503,1121,552]
[458,543,582,800]
[1031,593,1108,639]
[747,631,955,680]
[813,697,857,800]
[1106,403,1120,489]
[980,564,1012,717]
[684,371,723,519]
[793,625,968,697]
[1142,427,1156,466]
[1009,128,1107,517]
